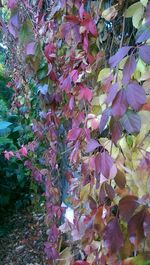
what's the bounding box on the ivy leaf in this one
[114,169,126,189]
[106,83,118,104]
[95,151,114,178]
[110,119,122,143]
[126,83,146,110]
[139,45,150,64]
[120,110,141,134]
[99,108,111,134]
[128,208,146,246]
[103,218,124,253]
[136,29,150,43]
[109,47,131,68]
[119,195,139,222]
[85,139,100,153]
[112,89,128,118]
[123,55,136,85]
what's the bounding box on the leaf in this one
[132,4,144,28]
[67,128,82,141]
[140,0,148,7]
[139,45,150,64]
[102,5,118,21]
[85,139,100,153]
[73,261,90,265]
[80,183,91,202]
[128,208,146,246]
[125,2,143,17]
[26,42,35,55]
[136,29,150,43]
[97,68,110,82]
[19,19,34,44]
[106,83,119,104]
[109,47,131,68]
[122,56,136,85]
[95,151,114,178]
[99,108,111,134]
[126,82,146,110]
[112,89,128,118]
[105,182,115,200]
[110,119,122,143]
[0,121,12,130]
[103,218,124,253]
[114,169,126,189]
[119,195,139,222]
[120,110,141,134]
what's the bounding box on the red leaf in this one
[139,45,150,64]
[112,89,128,118]
[119,195,139,222]
[126,83,146,110]
[20,145,28,157]
[85,139,100,153]
[103,218,124,253]
[120,110,141,134]
[123,55,136,85]
[109,46,131,68]
[78,86,92,102]
[99,108,111,134]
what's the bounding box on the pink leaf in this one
[112,89,128,118]
[139,45,150,64]
[67,128,82,141]
[109,46,131,68]
[85,139,100,153]
[4,150,14,160]
[122,55,136,85]
[20,145,28,157]
[8,0,16,9]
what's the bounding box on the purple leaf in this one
[119,195,139,222]
[85,139,100,153]
[143,211,150,237]
[96,151,114,178]
[99,108,111,134]
[106,83,119,104]
[109,46,132,68]
[38,84,48,95]
[123,55,136,85]
[128,208,146,246]
[136,29,150,43]
[126,82,146,110]
[110,119,122,143]
[112,89,128,118]
[120,110,141,134]
[26,42,35,55]
[103,218,124,253]
[105,182,115,200]
[139,45,150,64]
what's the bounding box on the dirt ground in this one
[0,209,47,265]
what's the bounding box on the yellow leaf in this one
[132,4,144,28]
[58,247,72,265]
[124,2,142,17]
[97,68,110,82]
[102,5,118,21]
[80,183,90,202]
[140,0,148,6]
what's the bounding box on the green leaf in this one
[140,0,148,7]
[19,19,34,44]
[0,121,12,136]
[124,2,143,17]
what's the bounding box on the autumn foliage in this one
[2,0,150,264]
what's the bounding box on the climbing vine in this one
[2,0,150,264]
